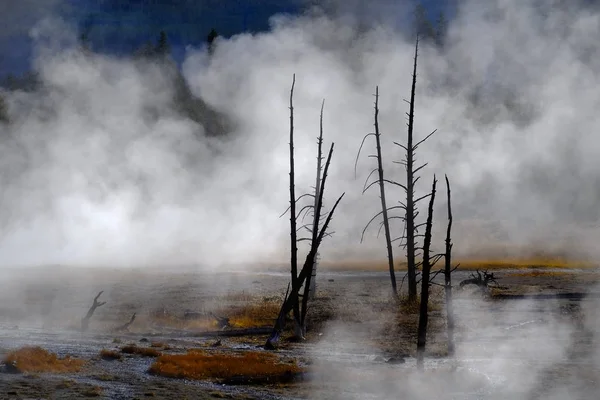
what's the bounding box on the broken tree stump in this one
[81,291,106,332]
[113,313,136,333]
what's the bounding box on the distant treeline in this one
[0,28,229,136]
[0,1,447,128]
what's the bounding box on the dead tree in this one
[444,175,456,356]
[307,100,325,301]
[267,142,344,348]
[287,74,301,336]
[81,291,106,332]
[372,88,396,296]
[395,36,436,302]
[300,140,334,335]
[355,87,399,297]
[113,313,136,333]
[416,176,437,370]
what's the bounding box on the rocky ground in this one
[0,265,599,399]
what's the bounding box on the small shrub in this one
[4,347,84,373]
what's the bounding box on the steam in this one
[308,287,600,400]
[1,0,600,268]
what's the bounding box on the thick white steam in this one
[1,0,600,268]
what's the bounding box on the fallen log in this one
[459,270,497,291]
[113,327,273,338]
[492,292,597,300]
[220,371,310,385]
[184,327,272,337]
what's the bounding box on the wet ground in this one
[1,266,600,399]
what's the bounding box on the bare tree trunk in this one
[309,253,319,300]
[287,74,301,337]
[300,144,335,335]
[268,143,344,349]
[307,100,325,302]
[300,101,325,335]
[267,192,344,349]
[416,176,437,370]
[81,291,106,332]
[406,37,420,302]
[355,88,403,297]
[444,175,455,357]
[374,87,397,297]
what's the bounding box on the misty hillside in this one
[0,66,231,138]
[0,37,231,138]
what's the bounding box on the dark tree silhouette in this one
[287,74,302,336]
[415,3,436,40]
[355,87,399,297]
[397,36,436,302]
[156,30,170,56]
[444,175,456,356]
[416,176,437,370]
[435,11,448,47]
[304,100,325,303]
[266,75,344,349]
[79,32,91,53]
[207,28,219,54]
[0,95,8,123]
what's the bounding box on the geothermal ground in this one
[1,264,599,399]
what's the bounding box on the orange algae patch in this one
[4,346,85,373]
[148,350,302,381]
[505,270,572,278]
[99,349,122,360]
[319,258,596,272]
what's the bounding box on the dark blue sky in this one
[0,0,448,78]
